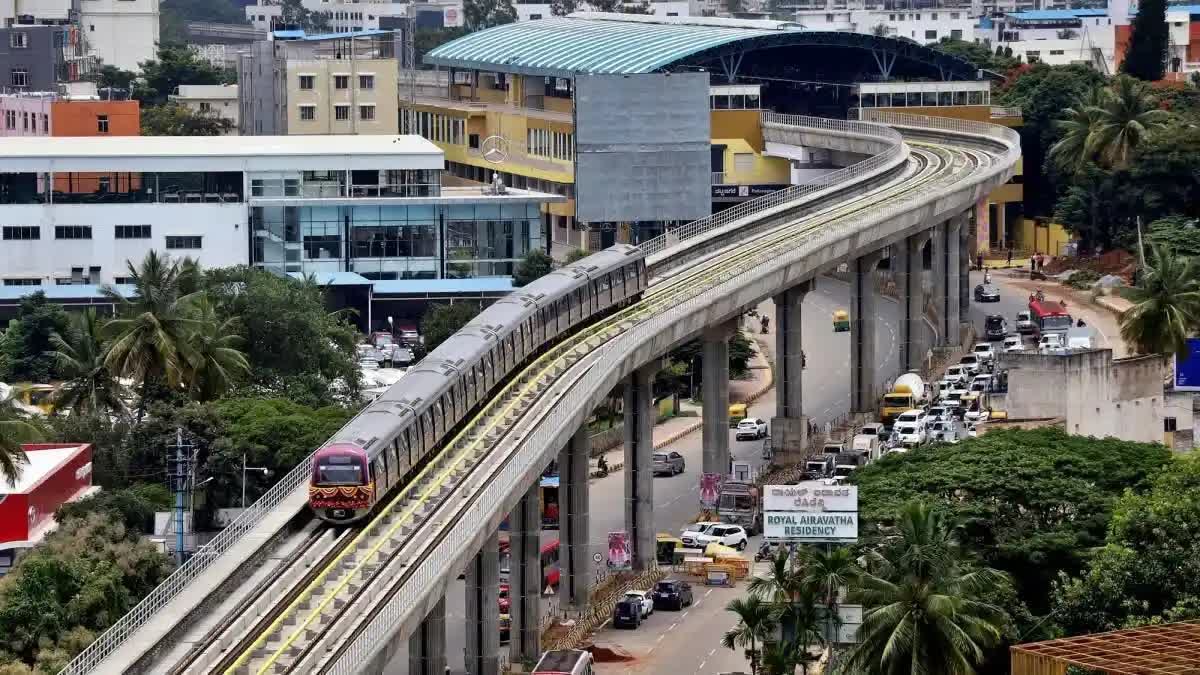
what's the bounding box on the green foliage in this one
[549,0,578,15]
[141,103,235,136]
[849,427,1170,614]
[136,45,236,106]
[1123,123,1200,222]
[414,27,470,64]
[0,392,38,488]
[0,513,171,667]
[120,400,224,488]
[512,249,554,287]
[55,484,171,534]
[1119,244,1200,357]
[86,65,137,92]
[934,38,1020,73]
[1052,164,1131,249]
[0,293,69,384]
[463,0,516,30]
[49,309,128,419]
[563,248,591,264]
[45,415,132,490]
[1146,216,1200,257]
[1064,269,1101,290]
[1053,454,1200,634]
[1121,0,1168,81]
[421,303,481,353]
[722,595,778,674]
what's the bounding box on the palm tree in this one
[800,546,861,644]
[748,550,826,671]
[0,387,38,487]
[749,549,806,605]
[845,501,1010,675]
[1120,244,1200,357]
[49,308,127,418]
[186,297,250,401]
[723,595,779,675]
[1049,87,1108,176]
[1091,75,1168,168]
[759,638,800,675]
[101,251,202,413]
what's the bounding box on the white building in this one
[244,0,465,31]
[791,7,976,44]
[515,0,698,21]
[169,84,240,135]
[80,0,160,72]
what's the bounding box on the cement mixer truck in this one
[880,372,926,426]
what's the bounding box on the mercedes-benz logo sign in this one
[481,135,510,165]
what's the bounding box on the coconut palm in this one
[1091,75,1169,168]
[748,550,826,670]
[723,595,779,675]
[759,638,800,675]
[750,549,807,605]
[1049,86,1108,176]
[186,297,250,401]
[0,388,38,487]
[101,251,202,411]
[800,545,861,644]
[49,308,127,418]
[845,501,1010,675]
[1120,244,1200,358]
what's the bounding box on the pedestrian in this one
[1006,248,1013,267]
[976,252,984,270]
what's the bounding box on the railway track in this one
[203,136,992,675]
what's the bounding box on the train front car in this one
[308,442,375,524]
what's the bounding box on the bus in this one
[1028,299,1072,338]
[499,538,560,590]
[532,649,593,675]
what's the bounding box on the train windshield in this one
[314,455,366,486]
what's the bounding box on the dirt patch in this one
[587,642,636,662]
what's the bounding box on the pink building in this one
[0,93,54,137]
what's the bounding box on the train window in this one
[380,449,388,482]
[434,397,446,437]
[314,454,366,486]
[420,412,434,451]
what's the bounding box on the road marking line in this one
[657,635,666,643]
[669,622,678,631]
[705,589,713,597]
[698,661,707,670]
[708,648,716,656]
[682,611,689,619]
[648,647,655,655]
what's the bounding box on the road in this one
[387,279,904,674]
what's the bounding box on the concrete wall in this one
[80,0,159,72]
[0,26,62,92]
[998,350,1169,444]
[237,41,283,136]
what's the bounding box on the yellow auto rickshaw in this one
[656,533,684,566]
[729,403,748,427]
[833,309,850,332]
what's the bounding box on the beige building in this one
[169,84,240,135]
[238,31,400,137]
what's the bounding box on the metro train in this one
[308,245,649,523]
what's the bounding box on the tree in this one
[55,484,171,534]
[1091,76,1168,168]
[1145,216,1200,258]
[1123,123,1200,222]
[185,297,249,401]
[512,249,554,287]
[722,596,778,675]
[86,65,137,93]
[141,103,234,136]
[1119,244,1200,358]
[0,293,70,384]
[1052,165,1133,250]
[136,45,236,105]
[1053,454,1200,634]
[0,390,36,488]
[847,501,1011,675]
[800,546,861,644]
[849,427,1171,615]
[422,303,482,352]
[49,309,128,419]
[463,0,517,30]
[1121,0,1168,81]
[725,0,745,14]
[414,27,470,63]
[563,248,591,264]
[279,0,331,32]
[934,38,1019,73]
[1048,87,1108,176]
[549,0,578,15]
[748,549,825,668]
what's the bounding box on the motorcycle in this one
[755,542,775,562]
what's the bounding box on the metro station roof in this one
[426,13,979,80]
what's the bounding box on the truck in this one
[802,454,835,479]
[881,372,926,425]
[716,481,761,535]
[851,433,883,462]
[828,452,866,483]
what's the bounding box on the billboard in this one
[764,483,858,512]
[607,531,630,570]
[699,473,723,508]
[764,512,858,542]
[1174,338,1200,391]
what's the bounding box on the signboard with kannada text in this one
[764,511,858,542]
[764,482,858,512]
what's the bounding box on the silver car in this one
[652,451,685,476]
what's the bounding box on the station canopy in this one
[426,13,981,84]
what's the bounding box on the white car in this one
[680,522,723,547]
[972,342,996,364]
[942,365,969,386]
[895,423,925,446]
[693,524,749,550]
[928,420,960,443]
[895,409,928,431]
[623,590,655,618]
[1002,335,1025,353]
[735,418,768,440]
[927,405,949,422]
[958,354,982,375]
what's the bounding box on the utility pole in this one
[167,428,194,566]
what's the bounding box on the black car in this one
[613,598,643,628]
[984,314,1007,340]
[974,283,1000,302]
[652,579,694,611]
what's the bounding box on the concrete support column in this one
[959,213,972,335]
[772,281,812,456]
[623,362,659,571]
[945,217,963,347]
[702,319,737,476]
[407,596,447,675]
[509,483,541,664]
[898,232,931,372]
[930,222,946,347]
[851,251,885,415]
[557,427,591,609]
[464,532,500,675]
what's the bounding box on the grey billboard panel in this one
[574,73,711,224]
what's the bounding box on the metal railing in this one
[59,111,1016,675]
[711,171,728,185]
[323,113,1019,673]
[638,111,905,259]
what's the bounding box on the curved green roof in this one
[426,16,787,78]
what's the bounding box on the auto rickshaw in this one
[833,309,850,332]
[728,403,748,427]
[656,533,684,566]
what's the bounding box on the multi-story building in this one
[0,24,93,92]
[788,6,977,44]
[238,30,401,136]
[0,91,52,136]
[514,0,699,22]
[169,84,239,134]
[0,0,156,73]
[244,0,461,32]
[0,134,557,298]
[0,90,138,139]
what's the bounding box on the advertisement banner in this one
[699,473,723,508]
[1174,338,1200,391]
[764,511,858,542]
[763,483,858,512]
[607,531,630,570]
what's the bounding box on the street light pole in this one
[242,454,270,508]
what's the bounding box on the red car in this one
[499,583,511,613]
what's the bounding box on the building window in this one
[359,104,375,121]
[358,74,374,90]
[1050,49,1065,56]
[299,74,315,90]
[22,112,28,130]
[334,74,349,89]
[2,226,39,240]
[10,32,27,48]
[1165,417,1178,432]
[11,68,28,88]
[55,225,92,240]
[299,105,316,121]
[114,224,151,239]
[113,276,135,285]
[924,29,937,40]
[335,105,350,120]
[931,12,938,19]
[1026,50,1040,62]
[40,113,47,133]
[199,101,211,112]
[3,110,13,129]
[951,11,960,18]
[951,29,963,40]
[3,278,41,286]
[165,235,203,250]
[97,114,109,133]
